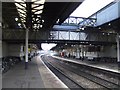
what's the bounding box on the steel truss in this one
[62,16,97,28]
[50,30,116,42]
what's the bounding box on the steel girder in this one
[50,30,116,42]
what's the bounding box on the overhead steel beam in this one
[3,39,117,46]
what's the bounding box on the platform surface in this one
[2,56,68,89]
[53,56,120,74]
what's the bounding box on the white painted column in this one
[25,29,29,69]
[116,34,120,64]
[20,45,24,60]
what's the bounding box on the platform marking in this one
[53,56,120,74]
[38,56,69,89]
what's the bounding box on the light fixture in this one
[19,13,26,18]
[14,0,24,2]
[34,5,44,10]
[108,23,111,26]
[34,10,43,14]
[34,0,45,4]
[32,4,39,8]
[42,20,44,23]
[40,25,43,28]
[18,23,21,26]
[37,15,41,18]
[0,22,2,27]
[32,0,38,2]
[119,35,120,38]
[15,3,25,9]
[15,18,18,21]
[50,33,53,35]
[56,19,60,23]
[93,19,96,23]
[102,33,105,35]
[36,18,39,21]
[81,28,84,30]
[21,19,26,23]
[32,10,37,12]
[99,27,101,29]
[17,9,26,14]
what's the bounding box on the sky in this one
[41,43,57,51]
[41,0,115,51]
[70,0,114,18]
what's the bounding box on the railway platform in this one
[52,56,120,74]
[2,56,68,89]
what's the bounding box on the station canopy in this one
[2,0,82,31]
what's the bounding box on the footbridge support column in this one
[116,34,120,67]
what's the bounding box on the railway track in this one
[43,55,120,90]
[52,60,119,89]
[41,55,85,90]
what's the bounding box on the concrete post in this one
[58,31,59,39]
[76,45,80,59]
[20,45,24,60]
[25,29,29,69]
[81,45,84,60]
[69,31,70,40]
[116,34,120,67]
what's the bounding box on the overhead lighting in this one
[15,18,18,21]
[32,4,39,8]
[0,22,2,27]
[17,9,26,14]
[32,10,37,12]
[36,18,39,21]
[40,25,43,28]
[37,15,41,18]
[19,14,26,18]
[14,0,24,2]
[81,28,84,30]
[99,27,101,30]
[20,17,26,20]
[56,19,60,23]
[34,0,45,4]
[108,23,111,26]
[18,23,21,26]
[34,10,43,14]
[21,18,26,23]
[32,0,38,2]
[42,20,44,23]
[34,5,44,10]
[21,3,26,7]
[15,3,25,9]
[93,19,96,23]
